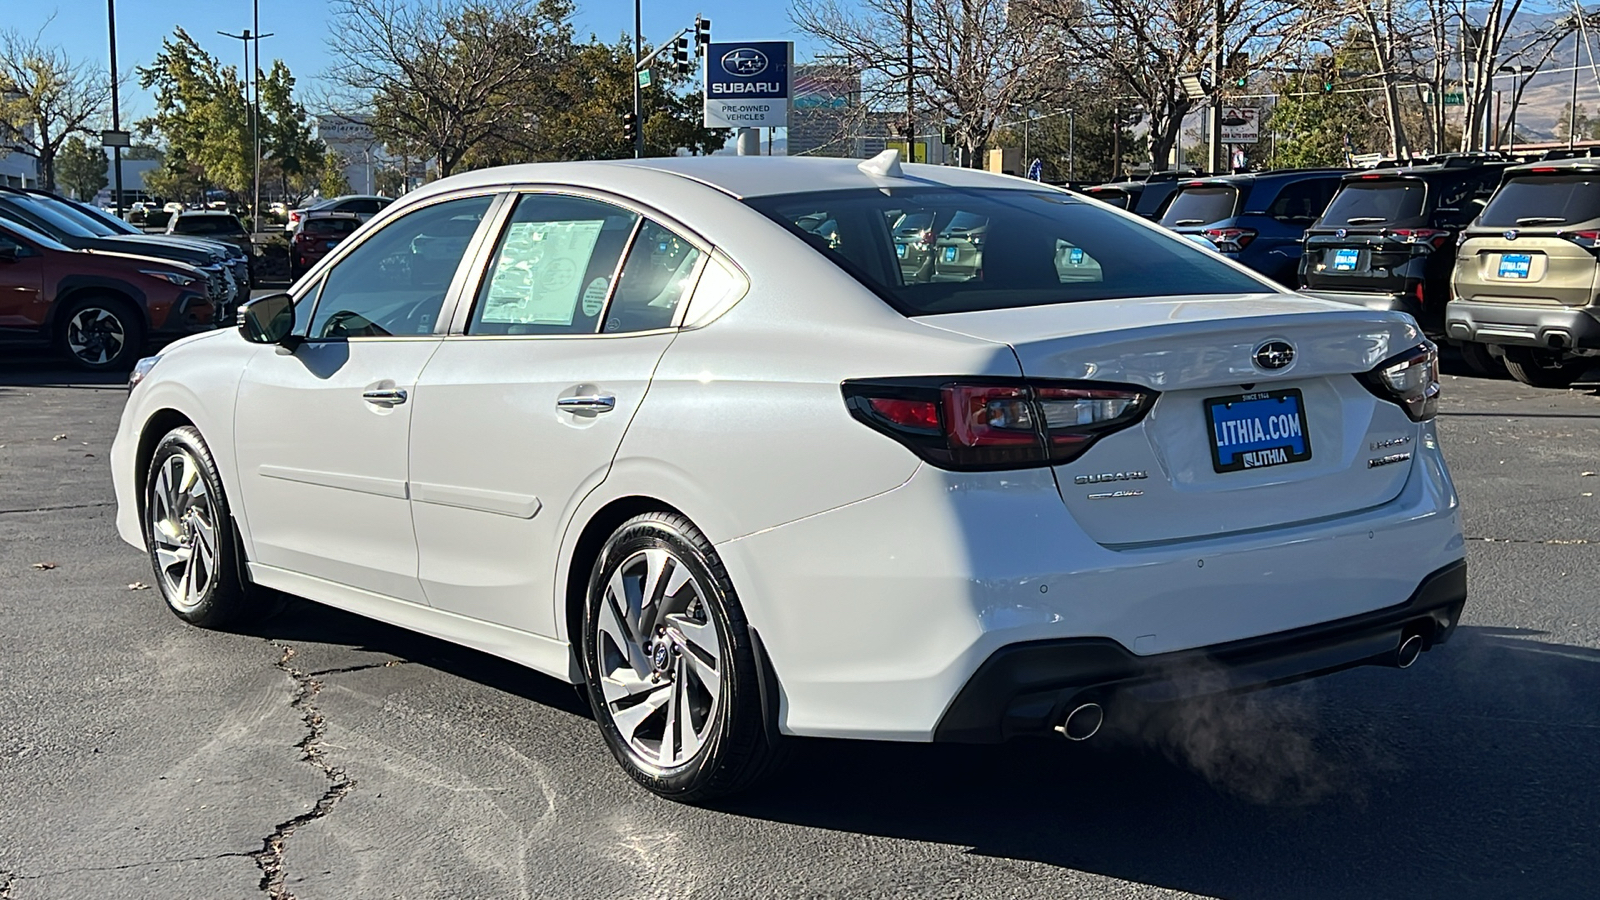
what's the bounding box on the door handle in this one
[557,394,616,412]
[363,388,408,405]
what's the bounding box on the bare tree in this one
[325,0,572,178]
[792,0,1070,165]
[1043,0,1337,170]
[0,27,112,192]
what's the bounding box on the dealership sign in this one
[704,41,792,129]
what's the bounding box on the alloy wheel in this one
[593,547,724,770]
[65,306,127,367]
[148,450,219,613]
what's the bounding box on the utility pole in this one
[633,0,644,158]
[1209,0,1223,174]
[905,0,915,160]
[1570,21,1582,149]
[107,0,123,219]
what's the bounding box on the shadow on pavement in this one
[231,593,1600,899]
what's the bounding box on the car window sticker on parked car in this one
[481,219,606,326]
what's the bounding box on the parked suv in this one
[0,189,240,318]
[1300,157,1509,336]
[1158,169,1345,285]
[166,210,253,256]
[1080,171,1198,219]
[66,195,253,295]
[0,218,216,369]
[289,212,362,278]
[1447,158,1600,387]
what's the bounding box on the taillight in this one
[1559,229,1600,252]
[1202,227,1257,252]
[1386,228,1449,248]
[1357,343,1439,422]
[842,378,1156,470]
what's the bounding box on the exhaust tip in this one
[1395,633,1424,669]
[1055,702,1105,742]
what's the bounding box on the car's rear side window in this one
[1321,180,1427,226]
[1160,186,1239,226]
[1477,175,1600,227]
[1263,178,1339,223]
[746,188,1267,316]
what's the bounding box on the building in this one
[0,120,38,188]
[316,114,387,195]
[786,63,944,163]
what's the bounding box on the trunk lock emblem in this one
[1335,228,1347,238]
[1253,340,1295,370]
[1504,230,1519,241]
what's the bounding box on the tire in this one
[1457,341,1507,378]
[581,512,787,803]
[56,296,143,371]
[1502,347,1587,389]
[144,426,276,629]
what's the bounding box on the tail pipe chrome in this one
[1392,631,1425,669]
[1054,702,1105,742]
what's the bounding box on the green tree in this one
[259,60,324,205]
[55,135,108,200]
[373,166,404,196]
[0,29,112,191]
[319,151,352,196]
[137,28,252,198]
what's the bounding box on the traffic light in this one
[674,36,691,75]
[622,111,639,143]
[694,16,711,49]
[1228,51,1248,89]
[1234,74,1248,88]
[940,125,952,145]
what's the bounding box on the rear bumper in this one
[1301,288,1422,319]
[1444,300,1600,350]
[934,560,1465,742]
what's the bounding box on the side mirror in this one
[238,293,296,344]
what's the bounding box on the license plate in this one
[325,240,339,249]
[1498,253,1531,279]
[1332,248,1360,271]
[896,243,907,258]
[943,246,958,263]
[1205,389,1313,473]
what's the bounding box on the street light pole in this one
[1209,0,1223,174]
[107,0,122,218]
[219,26,270,221]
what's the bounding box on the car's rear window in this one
[175,215,246,235]
[304,218,360,236]
[1477,174,1600,227]
[1160,186,1239,226]
[745,187,1267,316]
[1321,180,1427,226]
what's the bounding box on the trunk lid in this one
[1454,169,1600,309]
[1302,176,1437,295]
[920,295,1427,546]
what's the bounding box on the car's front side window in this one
[467,194,640,336]
[307,194,493,340]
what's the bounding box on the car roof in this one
[1502,157,1600,176]
[175,210,238,217]
[407,156,1049,203]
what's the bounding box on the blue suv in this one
[1157,169,1347,286]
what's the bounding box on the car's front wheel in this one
[144,426,274,629]
[57,296,143,371]
[582,512,786,802]
[1502,347,1590,389]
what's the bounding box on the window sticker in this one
[581,277,609,316]
[481,220,604,325]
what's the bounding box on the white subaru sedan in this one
[111,153,1466,802]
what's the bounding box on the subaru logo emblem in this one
[1504,229,1519,241]
[1335,228,1347,238]
[720,47,768,77]
[1253,340,1295,371]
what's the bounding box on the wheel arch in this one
[51,279,151,334]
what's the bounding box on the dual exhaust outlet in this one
[1052,630,1427,742]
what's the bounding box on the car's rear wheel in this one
[57,296,143,371]
[1502,347,1589,389]
[1457,341,1507,378]
[144,426,275,629]
[582,512,786,802]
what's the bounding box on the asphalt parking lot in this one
[1,352,1597,900]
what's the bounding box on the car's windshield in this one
[1321,180,1427,226]
[1160,186,1239,227]
[1478,174,1600,227]
[0,195,98,238]
[27,196,118,236]
[746,187,1268,316]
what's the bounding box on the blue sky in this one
[13,1,816,121]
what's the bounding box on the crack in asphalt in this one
[306,660,408,678]
[1468,536,1593,545]
[1,869,12,899]
[0,501,115,516]
[251,643,355,900]
[6,853,255,881]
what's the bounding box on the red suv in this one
[0,219,216,370]
[289,213,361,279]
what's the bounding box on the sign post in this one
[704,41,792,137]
